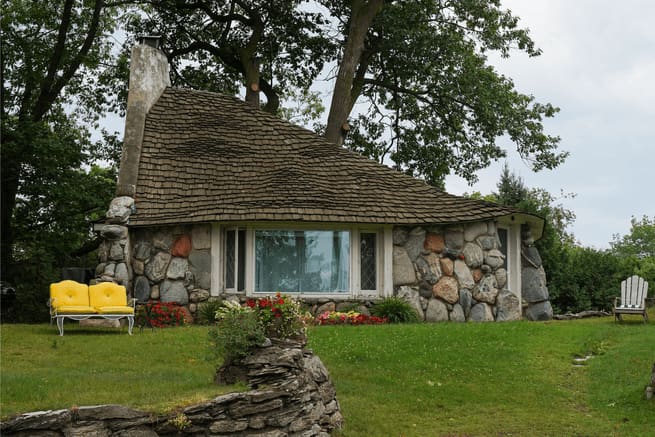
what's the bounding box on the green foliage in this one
[484,167,655,312]
[208,302,266,365]
[195,299,225,325]
[371,296,420,323]
[122,0,336,113]
[208,295,308,365]
[340,1,565,186]
[611,215,655,258]
[485,165,584,312]
[1,260,55,323]
[547,246,624,313]
[611,216,655,286]
[245,293,308,339]
[2,0,123,305]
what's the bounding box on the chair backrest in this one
[620,275,648,308]
[50,280,90,308]
[89,282,128,307]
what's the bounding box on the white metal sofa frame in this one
[49,281,137,335]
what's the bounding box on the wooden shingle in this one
[130,88,536,228]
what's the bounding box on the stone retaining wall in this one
[1,341,342,436]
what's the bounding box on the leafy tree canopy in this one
[611,215,655,259]
[1,0,122,277]
[120,0,566,187]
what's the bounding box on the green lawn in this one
[2,314,654,436]
[0,324,241,417]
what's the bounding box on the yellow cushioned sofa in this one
[49,280,136,335]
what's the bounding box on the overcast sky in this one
[445,0,655,249]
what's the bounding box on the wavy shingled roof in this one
[130,87,541,233]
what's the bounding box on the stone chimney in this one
[116,36,170,197]
[94,37,170,290]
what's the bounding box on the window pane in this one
[255,230,350,293]
[225,229,236,289]
[497,228,509,270]
[360,232,377,290]
[237,230,246,291]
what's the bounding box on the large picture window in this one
[255,230,350,293]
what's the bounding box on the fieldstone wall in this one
[94,209,551,322]
[1,341,342,436]
[391,222,520,322]
[95,195,212,321]
[520,224,553,321]
[390,221,552,322]
[129,224,213,320]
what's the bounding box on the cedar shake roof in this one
[130,87,543,234]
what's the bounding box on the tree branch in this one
[34,0,104,121]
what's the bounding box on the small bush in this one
[208,301,265,364]
[208,294,309,366]
[371,296,420,323]
[196,299,224,325]
[245,292,308,339]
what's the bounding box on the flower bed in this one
[315,310,387,326]
[137,301,190,328]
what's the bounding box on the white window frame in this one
[497,222,521,299]
[223,226,247,294]
[213,223,391,298]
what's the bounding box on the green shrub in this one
[196,299,224,325]
[371,296,420,323]
[208,301,265,365]
[208,294,309,365]
[245,293,308,339]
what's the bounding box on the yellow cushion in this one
[89,282,128,308]
[96,306,134,315]
[56,305,97,314]
[50,280,90,308]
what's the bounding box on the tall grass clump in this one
[196,298,224,325]
[371,296,420,323]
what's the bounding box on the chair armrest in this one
[613,296,620,308]
[130,298,138,309]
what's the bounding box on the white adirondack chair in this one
[613,275,649,322]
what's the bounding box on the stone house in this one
[95,38,553,322]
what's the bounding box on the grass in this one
[307,312,655,436]
[1,313,654,436]
[0,323,241,417]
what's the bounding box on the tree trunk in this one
[0,158,19,275]
[244,57,260,108]
[324,0,384,146]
